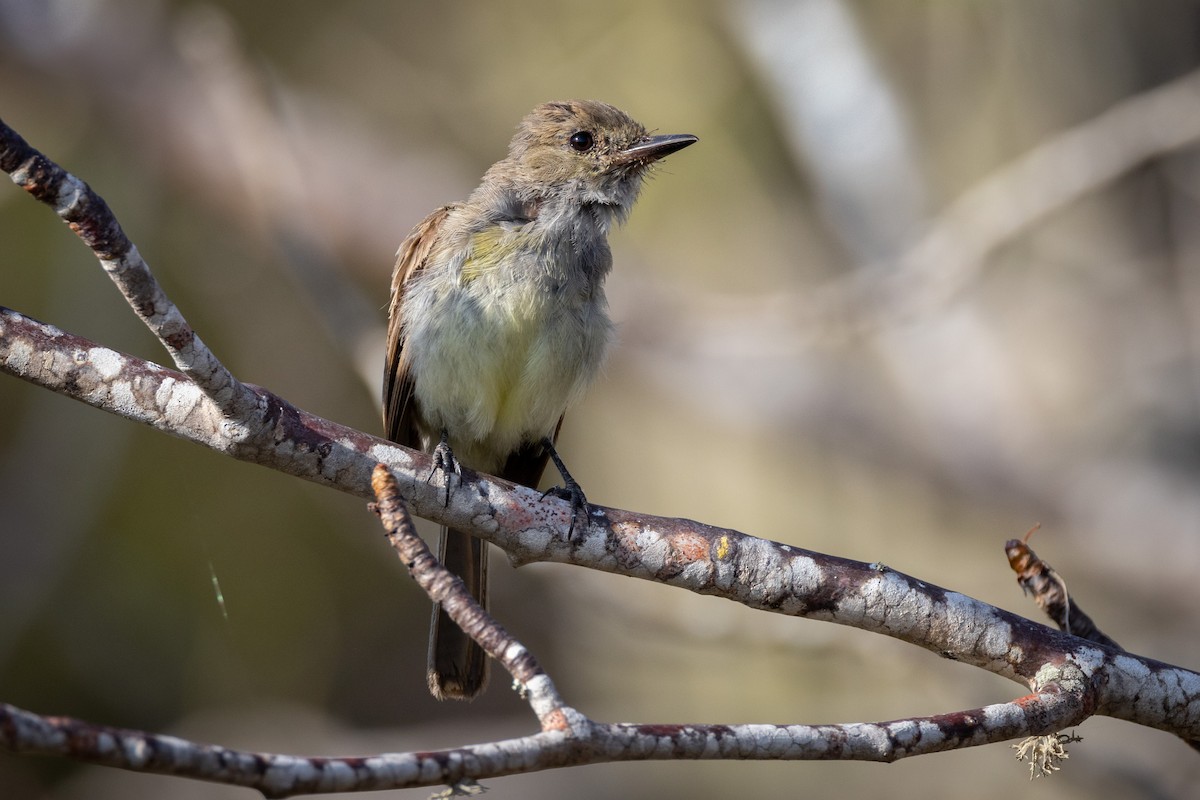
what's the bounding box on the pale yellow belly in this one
[409,281,610,472]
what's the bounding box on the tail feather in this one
[427,526,489,700]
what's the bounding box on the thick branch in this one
[0,468,1098,793]
[2,108,1199,793]
[0,306,391,486]
[1006,534,1200,752]
[1,464,1098,792]
[3,304,1198,745]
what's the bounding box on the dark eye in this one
[569,131,594,152]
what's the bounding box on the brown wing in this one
[383,204,457,446]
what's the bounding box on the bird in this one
[384,99,696,700]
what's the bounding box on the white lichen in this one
[1012,731,1082,779]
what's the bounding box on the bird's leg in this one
[428,429,461,507]
[539,437,591,539]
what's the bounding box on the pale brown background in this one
[1,1,1199,798]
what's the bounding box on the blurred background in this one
[2,0,1199,797]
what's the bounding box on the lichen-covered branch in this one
[0,305,396,495]
[0,470,1111,795]
[1006,533,1200,752]
[370,464,574,733]
[2,109,1199,794]
[0,116,257,420]
[2,303,1199,748]
[0,682,1092,797]
[0,465,1099,794]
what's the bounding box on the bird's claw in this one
[541,478,591,540]
[540,437,593,540]
[428,431,461,507]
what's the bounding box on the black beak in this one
[614,133,698,166]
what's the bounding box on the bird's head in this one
[492,100,697,217]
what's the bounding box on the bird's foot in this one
[539,438,592,540]
[428,430,461,507]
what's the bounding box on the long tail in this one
[427,526,488,700]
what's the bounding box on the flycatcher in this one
[383,100,696,700]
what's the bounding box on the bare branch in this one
[0,466,1101,792]
[0,700,579,797]
[370,464,572,733]
[0,469,1111,794]
[0,305,390,493]
[0,681,1095,796]
[1005,530,1200,753]
[0,115,257,420]
[2,104,1200,793]
[3,302,1200,748]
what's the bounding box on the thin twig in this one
[369,464,574,732]
[1005,527,1119,649]
[0,679,1092,796]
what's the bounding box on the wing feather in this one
[383,204,457,446]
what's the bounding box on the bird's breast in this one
[405,234,613,469]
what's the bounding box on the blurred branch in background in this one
[742,1,1200,321]
[616,0,1200,595]
[738,0,928,265]
[636,3,1200,495]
